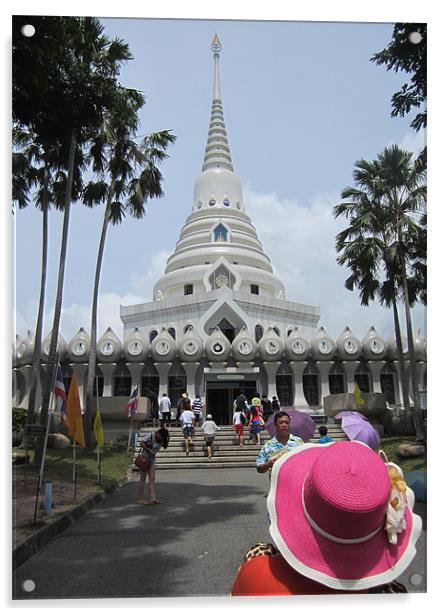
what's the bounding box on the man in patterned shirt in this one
[256,411,304,474]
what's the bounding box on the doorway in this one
[205,381,257,424]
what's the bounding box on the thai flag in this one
[54,362,67,422]
[126,386,139,417]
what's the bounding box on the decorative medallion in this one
[128,341,142,356]
[211,341,225,355]
[215,273,229,288]
[73,342,86,356]
[370,339,384,354]
[100,342,114,356]
[183,340,198,356]
[238,340,253,356]
[155,340,171,356]
[344,340,358,355]
[318,340,332,355]
[265,340,280,355]
[291,339,307,355]
[223,197,230,206]
[209,198,216,206]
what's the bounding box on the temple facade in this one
[12,36,427,425]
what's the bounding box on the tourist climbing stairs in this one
[132,420,348,470]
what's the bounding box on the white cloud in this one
[131,249,170,298]
[14,292,146,343]
[245,184,426,340]
[389,129,426,156]
[13,249,170,343]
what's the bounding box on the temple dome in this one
[123,327,149,362]
[67,328,90,362]
[311,326,336,361]
[285,327,310,361]
[97,327,123,363]
[336,326,361,361]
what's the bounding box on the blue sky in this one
[12,11,427,348]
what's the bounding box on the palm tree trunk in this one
[25,166,49,441]
[400,265,425,442]
[84,183,114,450]
[34,130,77,466]
[391,299,411,413]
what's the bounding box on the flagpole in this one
[96,376,101,484]
[127,416,134,452]
[72,439,77,502]
[33,354,59,524]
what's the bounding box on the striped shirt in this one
[192,398,203,414]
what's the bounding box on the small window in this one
[214,223,228,242]
[149,330,158,343]
[168,327,176,340]
[184,284,193,296]
[250,284,259,295]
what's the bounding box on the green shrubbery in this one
[12,407,28,432]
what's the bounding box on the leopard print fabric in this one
[243,542,279,562]
[241,543,407,593]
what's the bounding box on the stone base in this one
[47,433,71,449]
[397,443,426,458]
[323,393,387,419]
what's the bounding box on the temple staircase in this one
[132,419,347,470]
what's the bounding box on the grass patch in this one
[14,445,133,489]
[379,437,426,473]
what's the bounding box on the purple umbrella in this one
[333,410,367,422]
[340,415,380,449]
[265,409,315,442]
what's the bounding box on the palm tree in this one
[81,87,176,448]
[334,145,426,442]
[13,16,134,464]
[13,130,52,437]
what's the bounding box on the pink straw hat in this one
[268,440,422,590]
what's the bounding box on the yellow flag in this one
[354,382,365,407]
[93,408,105,448]
[66,372,85,447]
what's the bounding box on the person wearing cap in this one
[256,411,304,473]
[232,440,422,595]
[201,414,220,460]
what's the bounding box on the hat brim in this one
[267,441,422,591]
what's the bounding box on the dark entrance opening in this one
[206,380,257,424]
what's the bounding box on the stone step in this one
[132,424,348,470]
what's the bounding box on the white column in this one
[262,362,280,399]
[368,361,385,393]
[126,363,144,391]
[70,363,88,410]
[181,362,200,400]
[154,363,173,398]
[393,360,409,406]
[342,361,360,393]
[289,361,308,408]
[317,361,334,407]
[98,363,117,397]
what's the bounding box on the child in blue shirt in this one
[318,425,334,444]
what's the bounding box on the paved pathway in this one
[13,468,426,599]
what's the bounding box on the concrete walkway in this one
[12,468,426,599]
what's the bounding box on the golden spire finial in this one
[211,33,222,53]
